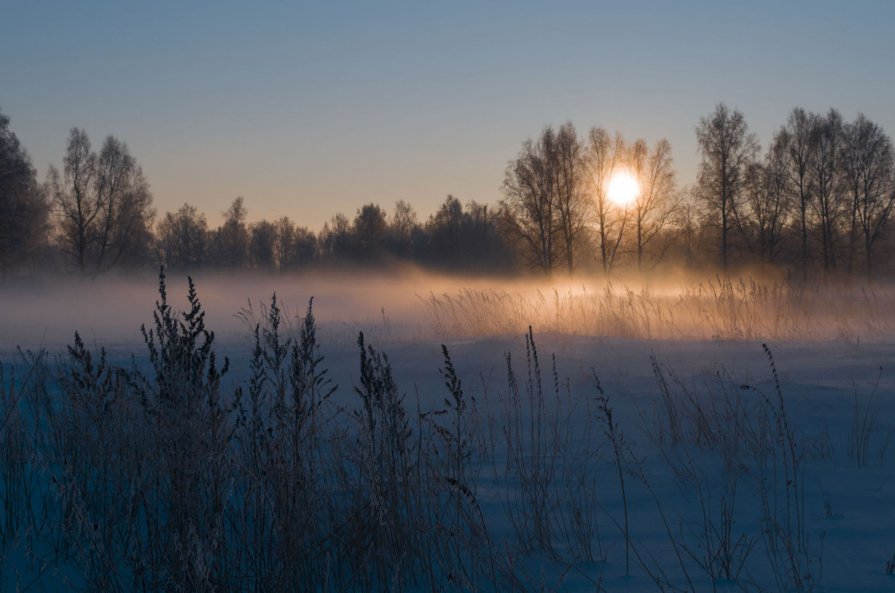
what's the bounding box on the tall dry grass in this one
[422,275,895,341]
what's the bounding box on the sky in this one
[2,0,894,230]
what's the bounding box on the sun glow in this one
[606,170,640,206]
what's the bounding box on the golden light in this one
[606,170,640,207]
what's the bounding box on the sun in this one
[606,170,640,206]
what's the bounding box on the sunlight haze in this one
[607,170,640,206]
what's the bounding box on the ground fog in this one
[3,268,895,351]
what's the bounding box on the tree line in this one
[1,103,894,279]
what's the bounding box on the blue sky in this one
[2,0,894,228]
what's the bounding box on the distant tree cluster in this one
[1,103,894,280]
[501,123,678,275]
[696,104,895,277]
[153,195,515,274]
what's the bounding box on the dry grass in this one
[422,275,895,341]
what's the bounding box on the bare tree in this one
[273,216,295,270]
[553,122,588,274]
[585,128,627,273]
[51,128,98,273]
[52,129,153,273]
[272,216,317,270]
[211,196,250,268]
[775,108,816,275]
[93,136,154,270]
[390,200,417,257]
[742,141,791,264]
[629,138,676,269]
[695,104,759,269]
[320,212,351,260]
[809,110,844,272]
[502,128,559,274]
[841,114,895,276]
[291,224,318,268]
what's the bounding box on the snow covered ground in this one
[1,273,894,592]
[366,334,895,592]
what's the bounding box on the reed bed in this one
[422,275,895,341]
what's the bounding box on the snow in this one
[1,276,894,591]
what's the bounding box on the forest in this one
[2,103,895,280]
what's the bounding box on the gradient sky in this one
[2,0,894,229]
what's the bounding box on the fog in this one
[0,268,478,352]
[0,269,426,353]
[2,267,895,355]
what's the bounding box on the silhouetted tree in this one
[775,108,816,275]
[0,108,48,279]
[273,216,297,269]
[50,129,97,273]
[502,128,559,274]
[463,200,516,272]
[353,203,388,260]
[841,114,895,275]
[629,138,676,269]
[585,128,628,273]
[211,197,249,267]
[157,203,208,270]
[93,136,154,269]
[420,196,514,272]
[741,142,791,263]
[16,104,895,280]
[553,122,588,273]
[249,219,277,271]
[670,191,704,267]
[290,224,318,268]
[809,110,844,272]
[320,213,351,261]
[426,195,463,262]
[389,200,418,257]
[695,104,758,269]
[502,124,592,275]
[51,128,154,273]
[273,216,317,270]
